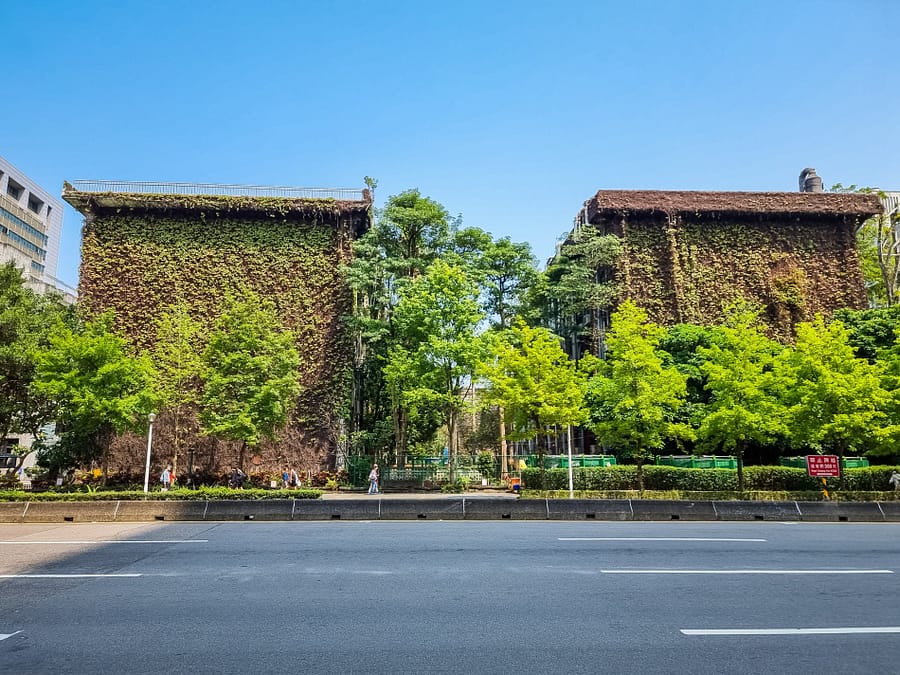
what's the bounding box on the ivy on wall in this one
[609,213,866,341]
[78,207,360,450]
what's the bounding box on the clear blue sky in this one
[3,0,898,289]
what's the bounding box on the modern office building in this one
[0,155,75,302]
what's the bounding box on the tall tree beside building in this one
[385,260,484,480]
[153,302,204,480]
[775,315,891,480]
[478,320,588,486]
[585,301,691,489]
[33,312,157,480]
[696,305,788,491]
[199,294,302,469]
[344,189,452,460]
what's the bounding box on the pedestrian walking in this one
[282,466,291,489]
[889,470,900,491]
[160,465,172,491]
[289,466,301,488]
[368,464,379,494]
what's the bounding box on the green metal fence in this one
[778,456,869,469]
[655,455,737,469]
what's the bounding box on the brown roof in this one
[584,190,883,222]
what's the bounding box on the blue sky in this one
[3,0,898,289]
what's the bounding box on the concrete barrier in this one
[204,499,294,521]
[292,499,381,521]
[2,497,898,522]
[22,501,118,523]
[0,502,27,522]
[464,499,548,520]
[381,498,464,520]
[713,500,800,521]
[115,500,208,522]
[877,501,900,522]
[796,501,885,522]
[632,499,716,521]
[548,499,633,520]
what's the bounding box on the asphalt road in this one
[1,521,898,674]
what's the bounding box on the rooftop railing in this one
[70,180,367,201]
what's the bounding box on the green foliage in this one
[0,262,72,441]
[833,305,900,362]
[387,260,485,475]
[479,320,587,440]
[78,206,353,449]
[775,316,891,459]
[0,487,322,501]
[200,294,302,450]
[522,465,831,491]
[33,312,157,470]
[696,306,788,489]
[585,301,692,482]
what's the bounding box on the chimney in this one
[799,168,823,193]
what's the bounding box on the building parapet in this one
[70,180,368,202]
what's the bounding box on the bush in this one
[521,465,900,492]
[0,487,322,502]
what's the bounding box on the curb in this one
[0,498,898,522]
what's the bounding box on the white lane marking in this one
[0,574,142,578]
[559,537,766,542]
[682,627,900,636]
[601,569,893,575]
[0,631,23,641]
[0,540,208,545]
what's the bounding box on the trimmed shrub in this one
[522,465,900,492]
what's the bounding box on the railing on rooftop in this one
[70,180,367,201]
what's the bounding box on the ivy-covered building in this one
[570,189,882,344]
[63,180,372,473]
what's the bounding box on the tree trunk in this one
[636,455,644,492]
[736,442,745,493]
[448,408,457,483]
[499,406,508,480]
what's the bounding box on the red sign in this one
[806,455,840,477]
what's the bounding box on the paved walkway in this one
[320,490,518,500]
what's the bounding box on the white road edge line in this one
[0,631,23,641]
[0,574,142,578]
[601,569,893,574]
[0,540,208,545]
[559,538,767,542]
[682,627,900,635]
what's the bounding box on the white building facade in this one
[0,155,74,302]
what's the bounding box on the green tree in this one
[0,263,69,440]
[697,307,787,491]
[539,227,623,357]
[344,188,452,459]
[479,237,538,330]
[199,294,302,468]
[831,183,898,307]
[386,260,485,479]
[0,263,73,473]
[478,320,588,484]
[585,301,691,489]
[33,312,157,480]
[775,315,891,479]
[153,302,204,480]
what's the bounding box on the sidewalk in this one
[320,490,518,500]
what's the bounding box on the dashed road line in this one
[559,537,766,542]
[682,627,900,636]
[601,569,893,575]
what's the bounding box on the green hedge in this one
[522,465,900,492]
[0,487,322,502]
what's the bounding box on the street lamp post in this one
[143,412,157,493]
